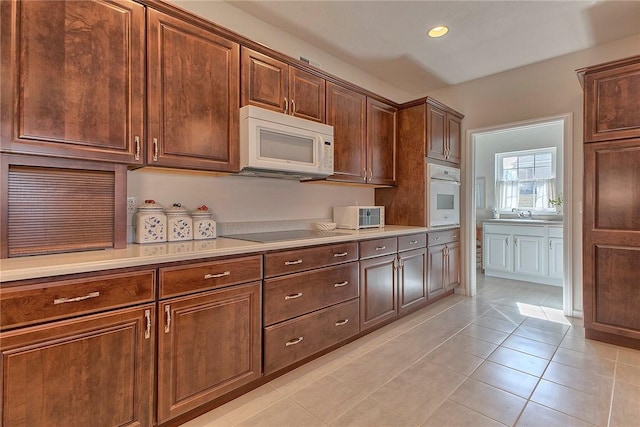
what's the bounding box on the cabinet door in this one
[157,282,261,423]
[289,67,325,122]
[326,82,367,183]
[548,237,563,279]
[367,98,397,186]
[513,235,544,276]
[360,254,397,331]
[484,233,511,272]
[447,114,462,165]
[583,59,640,142]
[241,47,288,113]
[147,9,239,172]
[427,245,445,299]
[445,241,461,290]
[398,248,427,314]
[426,103,447,162]
[0,0,145,164]
[1,305,155,427]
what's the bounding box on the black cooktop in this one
[224,229,347,243]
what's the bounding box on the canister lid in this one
[165,202,190,215]
[191,204,213,216]
[136,199,164,212]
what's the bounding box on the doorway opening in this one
[465,113,574,316]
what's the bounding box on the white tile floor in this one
[181,275,640,427]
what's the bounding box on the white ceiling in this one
[226,0,640,95]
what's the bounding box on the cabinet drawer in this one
[398,233,427,252]
[265,242,358,278]
[428,229,460,246]
[359,237,398,259]
[264,299,359,374]
[159,255,262,298]
[549,226,563,238]
[1,270,155,330]
[264,262,359,326]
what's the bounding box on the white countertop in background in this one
[0,226,428,283]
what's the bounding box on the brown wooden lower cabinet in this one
[359,253,398,331]
[398,247,428,314]
[0,304,155,427]
[264,299,359,374]
[157,282,262,423]
[427,229,460,299]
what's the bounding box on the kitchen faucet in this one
[512,208,532,218]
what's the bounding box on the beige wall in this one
[427,34,640,314]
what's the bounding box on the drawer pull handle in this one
[164,305,171,333]
[375,246,386,251]
[409,240,418,244]
[144,309,152,340]
[334,281,349,288]
[285,259,303,265]
[435,237,441,241]
[204,271,230,279]
[53,291,100,305]
[333,252,349,257]
[285,336,304,346]
[284,292,303,300]
[335,319,349,326]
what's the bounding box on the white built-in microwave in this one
[239,105,334,180]
[334,206,385,230]
[427,163,461,228]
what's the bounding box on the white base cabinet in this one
[483,222,562,286]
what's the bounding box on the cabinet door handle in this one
[335,319,349,326]
[363,169,367,182]
[333,252,348,257]
[134,136,140,161]
[505,237,509,246]
[284,259,303,265]
[368,169,373,181]
[514,237,518,247]
[409,240,418,245]
[284,292,303,300]
[204,271,230,279]
[164,305,171,333]
[144,309,152,340]
[291,99,296,115]
[334,280,349,288]
[152,137,159,161]
[53,291,100,305]
[549,240,553,250]
[285,336,303,346]
[284,97,288,114]
[434,237,441,241]
[375,246,386,251]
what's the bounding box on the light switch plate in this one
[127,197,136,213]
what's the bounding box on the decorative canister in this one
[191,205,217,240]
[165,203,193,241]
[134,200,167,244]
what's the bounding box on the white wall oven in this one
[427,163,461,228]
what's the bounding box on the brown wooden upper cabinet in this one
[326,82,367,183]
[426,99,462,166]
[580,57,640,143]
[147,9,240,172]
[0,0,145,164]
[241,47,325,123]
[367,98,397,186]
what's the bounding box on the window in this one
[495,148,557,211]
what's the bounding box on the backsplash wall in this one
[127,169,374,238]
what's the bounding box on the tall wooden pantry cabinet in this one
[578,55,640,349]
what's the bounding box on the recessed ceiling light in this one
[427,25,449,38]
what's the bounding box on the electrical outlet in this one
[127,197,136,214]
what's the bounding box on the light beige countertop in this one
[0,226,427,283]
[483,219,563,225]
